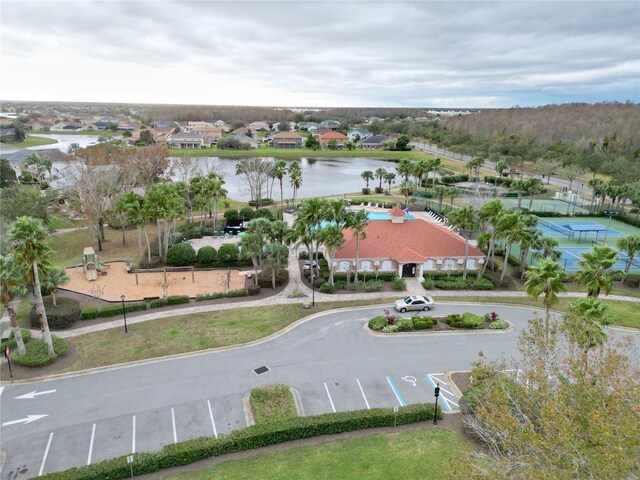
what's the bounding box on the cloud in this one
[1,0,638,107]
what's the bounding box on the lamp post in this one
[433,382,440,425]
[121,294,128,334]
[311,263,315,307]
[603,211,614,245]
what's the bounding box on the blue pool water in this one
[367,212,413,220]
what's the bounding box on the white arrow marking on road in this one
[2,414,48,426]
[15,389,56,400]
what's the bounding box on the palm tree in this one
[272,160,287,215]
[361,170,374,190]
[494,159,509,178]
[616,235,640,283]
[396,159,413,181]
[375,168,387,192]
[511,179,528,209]
[0,255,27,355]
[289,161,303,207]
[468,156,485,182]
[431,157,442,188]
[384,172,396,195]
[10,216,55,355]
[447,186,460,209]
[398,180,414,208]
[117,192,149,262]
[239,233,265,286]
[574,245,621,297]
[411,158,430,191]
[497,211,526,283]
[587,178,606,213]
[263,242,289,289]
[433,185,448,212]
[42,268,69,307]
[208,174,227,230]
[346,209,369,282]
[320,224,345,286]
[518,226,542,279]
[526,178,543,210]
[448,206,478,279]
[478,199,504,275]
[525,258,568,340]
[565,297,612,368]
[536,237,561,262]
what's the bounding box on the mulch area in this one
[0,342,80,382]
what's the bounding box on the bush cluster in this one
[10,336,68,367]
[440,174,469,184]
[392,276,406,290]
[445,312,485,329]
[319,282,335,294]
[258,268,289,288]
[368,315,387,330]
[81,302,147,320]
[40,404,439,480]
[194,292,226,302]
[30,297,81,330]
[226,289,249,298]
[489,319,509,329]
[196,246,217,267]
[426,276,494,290]
[370,315,436,333]
[149,295,190,309]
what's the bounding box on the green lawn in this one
[4,136,58,148]
[250,384,298,424]
[162,427,469,480]
[64,299,390,372]
[436,295,640,329]
[48,216,83,230]
[30,129,120,136]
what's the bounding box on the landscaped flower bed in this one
[368,309,508,333]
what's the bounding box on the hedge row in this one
[150,295,191,309]
[440,174,469,184]
[41,404,439,480]
[10,336,68,367]
[1,328,32,349]
[195,289,248,301]
[422,276,494,290]
[81,302,148,320]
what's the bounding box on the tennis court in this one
[501,198,589,214]
[555,247,640,272]
[537,218,625,244]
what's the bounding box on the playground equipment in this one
[81,247,102,281]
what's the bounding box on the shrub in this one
[434,278,467,289]
[368,315,387,330]
[248,199,274,207]
[247,285,261,296]
[462,312,485,329]
[375,186,384,193]
[395,319,414,332]
[149,295,190,309]
[364,280,383,292]
[382,324,400,333]
[258,269,289,288]
[81,302,147,320]
[40,404,439,480]
[392,276,406,290]
[138,256,162,269]
[383,309,396,325]
[195,292,225,302]
[166,243,197,266]
[227,288,248,297]
[361,187,370,195]
[196,246,217,267]
[10,336,68,367]
[312,277,325,287]
[239,207,255,221]
[489,319,509,329]
[319,282,335,294]
[444,313,463,327]
[412,317,434,330]
[30,297,81,329]
[1,329,32,349]
[468,277,494,290]
[334,280,347,290]
[440,174,469,184]
[422,277,435,289]
[298,251,309,260]
[255,208,273,219]
[217,244,239,266]
[224,209,238,220]
[81,309,98,320]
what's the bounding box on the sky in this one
[1,1,638,108]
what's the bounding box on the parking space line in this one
[132,415,136,453]
[171,407,177,444]
[207,400,218,438]
[386,376,406,407]
[323,382,336,413]
[87,423,96,465]
[38,432,54,476]
[356,379,371,410]
[425,374,452,411]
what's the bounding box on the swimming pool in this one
[367,212,413,220]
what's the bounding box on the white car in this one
[394,295,435,313]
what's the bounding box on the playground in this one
[63,260,246,302]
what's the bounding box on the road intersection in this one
[1,303,638,479]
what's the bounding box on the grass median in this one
[64,300,390,373]
[161,427,469,480]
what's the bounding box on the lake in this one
[170,156,426,201]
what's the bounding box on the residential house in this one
[228,134,259,149]
[27,118,55,131]
[347,128,373,142]
[185,122,222,143]
[273,121,296,132]
[319,120,340,130]
[214,120,230,132]
[297,122,319,132]
[50,122,82,131]
[271,131,304,149]
[0,128,16,143]
[248,121,270,131]
[167,132,204,149]
[329,206,485,281]
[366,116,385,124]
[232,127,251,136]
[126,127,173,146]
[152,121,177,129]
[313,130,349,148]
[360,134,389,150]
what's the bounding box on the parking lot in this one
[1,370,459,478]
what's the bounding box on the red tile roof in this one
[335,219,484,261]
[389,205,405,216]
[318,131,347,140]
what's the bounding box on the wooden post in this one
[135,271,139,285]
[191,266,195,283]
[164,268,167,283]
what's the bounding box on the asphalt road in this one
[1,303,638,479]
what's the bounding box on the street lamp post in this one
[311,263,315,307]
[603,211,614,244]
[433,382,440,425]
[121,294,128,334]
